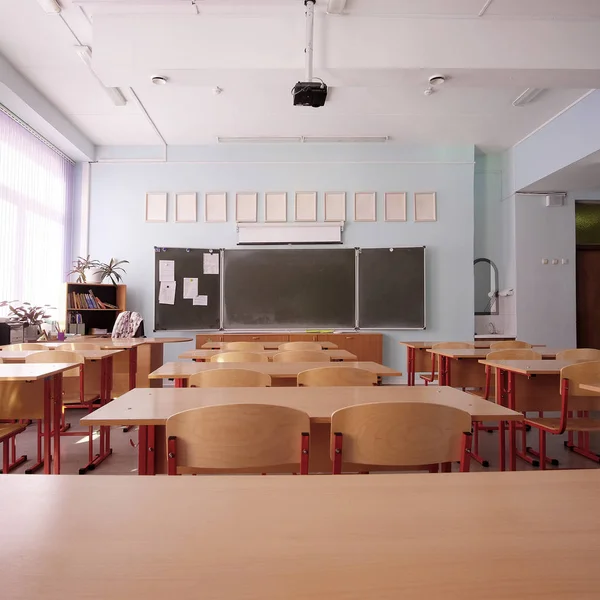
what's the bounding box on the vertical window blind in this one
[0,108,73,319]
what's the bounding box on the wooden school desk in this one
[0,363,77,474]
[478,359,573,471]
[427,347,567,388]
[399,341,546,386]
[148,361,401,388]
[2,471,599,600]
[201,340,339,350]
[82,385,521,475]
[0,350,43,363]
[179,349,358,362]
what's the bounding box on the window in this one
[0,108,73,320]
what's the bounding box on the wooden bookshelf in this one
[65,282,126,335]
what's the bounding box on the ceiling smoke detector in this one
[428,74,446,86]
[151,76,168,85]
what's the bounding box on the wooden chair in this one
[60,343,99,351]
[525,361,600,469]
[166,404,310,475]
[489,341,532,350]
[555,348,600,362]
[330,402,472,474]
[0,357,28,473]
[272,350,331,363]
[278,342,322,351]
[209,352,268,363]
[297,366,377,387]
[420,342,474,385]
[224,342,265,352]
[189,369,271,388]
[25,351,100,469]
[2,343,47,351]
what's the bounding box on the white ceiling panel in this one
[487,0,600,19]
[68,113,160,144]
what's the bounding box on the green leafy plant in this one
[96,258,129,284]
[67,255,101,283]
[0,301,55,326]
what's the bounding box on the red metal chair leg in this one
[332,432,343,474]
[460,432,472,472]
[539,429,547,471]
[300,432,310,475]
[471,423,489,467]
[167,436,177,475]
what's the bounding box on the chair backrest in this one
[486,349,542,361]
[489,340,532,350]
[330,402,471,467]
[25,350,83,377]
[272,350,331,363]
[297,366,377,387]
[189,369,271,388]
[560,360,600,411]
[60,343,99,351]
[431,342,474,350]
[556,348,600,362]
[278,342,322,351]
[224,342,265,351]
[209,352,268,363]
[112,311,144,338]
[166,404,310,473]
[2,343,48,351]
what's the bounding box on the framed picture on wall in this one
[295,192,317,222]
[236,192,258,223]
[324,192,346,221]
[354,192,377,222]
[145,192,168,223]
[205,192,227,223]
[265,192,287,222]
[385,192,407,222]
[175,192,197,223]
[414,192,437,222]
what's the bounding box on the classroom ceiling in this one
[1,0,599,151]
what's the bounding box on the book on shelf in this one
[67,290,119,310]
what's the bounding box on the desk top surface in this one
[401,341,545,349]
[1,471,599,600]
[428,348,565,359]
[478,359,573,375]
[81,385,521,426]
[0,363,79,381]
[201,341,339,349]
[179,349,357,361]
[0,350,43,362]
[149,361,402,379]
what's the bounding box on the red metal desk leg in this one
[507,371,516,471]
[175,378,186,388]
[407,347,415,386]
[496,368,506,472]
[52,373,63,475]
[129,346,138,390]
[138,425,148,475]
[43,378,52,474]
[147,425,156,476]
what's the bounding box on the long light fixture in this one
[327,0,347,14]
[36,0,62,13]
[217,136,390,144]
[74,45,127,107]
[512,88,545,107]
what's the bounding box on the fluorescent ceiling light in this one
[217,137,303,144]
[303,136,389,143]
[36,0,62,13]
[327,0,347,14]
[74,45,127,107]
[512,88,545,107]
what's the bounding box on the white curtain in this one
[0,108,73,320]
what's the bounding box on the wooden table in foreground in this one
[2,471,599,599]
[201,340,339,349]
[179,349,357,361]
[0,363,78,474]
[399,341,546,386]
[149,361,401,387]
[82,385,521,475]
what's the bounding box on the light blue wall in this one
[88,144,476,370]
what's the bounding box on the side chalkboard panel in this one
[154,248,221,331]
[223,249,355,329]
[358,247,426,329]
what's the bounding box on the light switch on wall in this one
[551,259,559,265]
[541,258,549,265]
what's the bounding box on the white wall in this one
[87,143,475,369]
[514,194,577,347]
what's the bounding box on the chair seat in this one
[525,417,600,433]
[0,423,27,441]
[62,392,101,405]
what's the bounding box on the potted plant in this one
[1,301,55,341]
[67,255,102,283]
[96,258,129,285]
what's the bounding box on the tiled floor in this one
[5,408,600,475]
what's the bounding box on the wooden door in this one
[576,247,600,348]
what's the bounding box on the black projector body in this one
[293,81,328,107]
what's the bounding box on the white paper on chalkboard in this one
[145,192,167,222]
[295,192,317,222]
[158,281,176,305]
[205,192,227,222]
[236,192,258,222]
[193,295,208,306]
[183,278,198,299]
[203,253,219,275]
[159,260,175,282]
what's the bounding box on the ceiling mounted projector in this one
[293,0,328,108]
